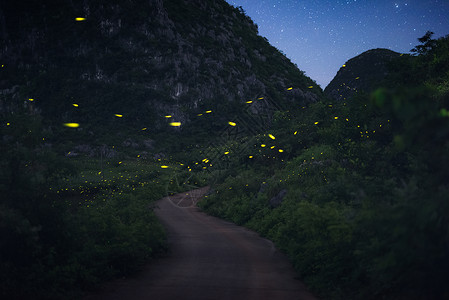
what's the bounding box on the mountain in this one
[0,0,321,153]
[324,48,401,101]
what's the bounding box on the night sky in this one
[225,0,449,88]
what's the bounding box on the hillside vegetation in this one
[1,0,448,297]
[199,32,449,299]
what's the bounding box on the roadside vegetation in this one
[199,32,449,299]
[0,109,204,298]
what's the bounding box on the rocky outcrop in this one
[269,189,287,208]
[1,0,320,134]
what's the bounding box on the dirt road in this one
[85,187,317,300]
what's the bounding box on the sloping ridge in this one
[0,0,320,142]
[324,48,401,101]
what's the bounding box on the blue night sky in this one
[225,0,449,88]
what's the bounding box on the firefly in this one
[268,134,276,140]
[115,114,123,117]
[170,122,181,127]
[161,166,169,169]
[75,17,86,21]
[72,103,79,107]
[228,121,236,126]
[63,123,80,128]
[287,87,293,90]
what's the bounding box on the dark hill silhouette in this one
[324,48,401,101]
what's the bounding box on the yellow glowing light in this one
[261,144,266,147]
[63,123,80,128]
[165,115,172,118]
[141,127,147,130]
[334,116,339,119]
[294,131,297,135]
[279,149,284,153]
[98,171,102,175]
[205,110,212,113]
[169,122,181,127]
[115,114,123,117]
[28,98,34,101]
[249,155,253,158]
[75,17,86,21]
[118,161,122,164]
[342,64,346,67]
[308,86,313,89]
[258,97,264,100]
[228,121,236,126]
[355,77,360,79]
[161,165,169,169]
[72,103,79,107]
[268,134,276,140]
[314,122,319,125]
[271,146,275,149]
[287,87,293,90]
[197,113,203,116]
[346,118,349,121]
[224,151,229,154]
[246,100,253,103]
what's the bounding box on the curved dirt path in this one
[85,187,317,300]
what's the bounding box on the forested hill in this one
[324,48,401,101]
[1,0,319,151]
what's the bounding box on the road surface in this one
[85,187,317,300]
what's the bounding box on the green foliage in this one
[199,33,449,299]
[1,107,169,298]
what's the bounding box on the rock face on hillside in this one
[324,48,401,101]
[0,0,320,135]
